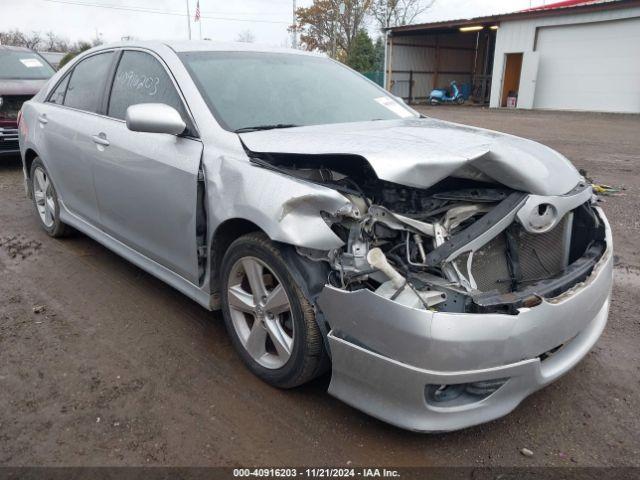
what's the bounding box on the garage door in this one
[534,17,640,113]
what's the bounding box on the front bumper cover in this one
[318,207,613,432]
[0,126,20,157]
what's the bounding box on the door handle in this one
[37,115,48,125]
[92,134,110,147]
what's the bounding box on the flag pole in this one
[194,0,202,40]
[185,0,192,40]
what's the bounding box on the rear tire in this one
[429,98,439,106]
[220,232,328,388]
[30,157,70,238]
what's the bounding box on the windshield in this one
[179,51,417,132]
[0,50,55,80]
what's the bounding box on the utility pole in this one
[331,2,344,59]
[185,0,192,40]
[292,0,297,49]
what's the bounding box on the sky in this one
[1,0,550,48]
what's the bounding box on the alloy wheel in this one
[227,256,294,369]
[33,166,55,228]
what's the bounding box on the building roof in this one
[521,0,613,12]
[387,0,639,34]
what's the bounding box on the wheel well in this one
[24,149,38,178]
[211,218,264,287]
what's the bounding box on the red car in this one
[0,46,55,158]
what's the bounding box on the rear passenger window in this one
[108,51,187,121]
[48,75,70,105]
[64,52,114,113]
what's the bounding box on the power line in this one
[41,0,291,24]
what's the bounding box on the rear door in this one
[39,51,115,222]
[92,49,204,284]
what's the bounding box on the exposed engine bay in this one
[250,152,607,315]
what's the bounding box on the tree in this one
[0,29,43,50]
[236,30,256,43]
[44,31,71,52]
[346,30,375,72]
[370,0,435,29]
[58,41,92,68]
[293,0,373,60]
[373,35,385,71]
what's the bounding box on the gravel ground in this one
[0,107,639,467]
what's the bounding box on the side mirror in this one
[125,103,186,135]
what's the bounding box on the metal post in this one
[185,0,192,40]
[292,0,298,49]
[408,70,413,103]
[386,34,393,91]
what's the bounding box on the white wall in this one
[489,6,640,112]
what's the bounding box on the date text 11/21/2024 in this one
[232,468,401,478]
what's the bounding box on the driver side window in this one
[108,50,189,123]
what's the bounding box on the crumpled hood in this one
[239,117,581,196]
[0,79,47,96]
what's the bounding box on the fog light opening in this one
[425,378,509,407]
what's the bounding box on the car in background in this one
[38,51,66,70]
[0,46,55,158]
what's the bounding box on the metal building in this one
[385,0,640,113]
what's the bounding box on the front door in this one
[92,50,204,284]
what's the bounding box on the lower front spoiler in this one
[327,297,609,432]
[0,148,20,158]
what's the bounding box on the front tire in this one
[30,157,69,238]
[220,232,328,388]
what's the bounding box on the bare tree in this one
[23,31,43,50]
[370,0,436,29]
[0,29,43,50]
[236,30,256,43]
[44,31,71,52]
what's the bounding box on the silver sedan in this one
[18,41,613,432]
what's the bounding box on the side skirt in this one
[59,203,215,310]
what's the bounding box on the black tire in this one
[456,97,466,105]
[220,232,328,388]
[29,157,70,238]
[429,98,439,106]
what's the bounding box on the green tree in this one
[58,41,92,68]
[373,35,385,71]
[346,29,375,72]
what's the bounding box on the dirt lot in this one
[1,107,639,467]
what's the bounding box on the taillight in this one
[18,109,28,138]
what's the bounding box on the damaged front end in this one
[246,144,612,431]
[249,149,606,317]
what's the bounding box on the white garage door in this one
[534,17,640,113]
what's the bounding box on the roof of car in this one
[90,40,321,57]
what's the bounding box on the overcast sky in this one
[2,0,549,47]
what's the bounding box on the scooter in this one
[428,81,465,105]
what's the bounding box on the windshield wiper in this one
[234,124,299,133]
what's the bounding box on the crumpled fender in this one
[205,153,350,250]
